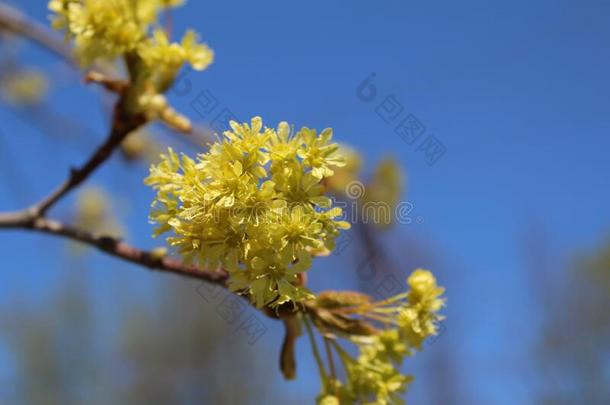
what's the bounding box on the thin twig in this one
[0,3,75,65]
[304,314,328,384]
[324,337,337,381]
[34,104,146,216]
[0,212,229,284]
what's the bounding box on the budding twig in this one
[0,3,212,148]
[35,107,146,216]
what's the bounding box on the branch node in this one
[84,71,128,94]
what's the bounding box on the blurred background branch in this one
[0,2,75,65]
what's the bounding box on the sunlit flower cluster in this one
[313,269,445,404]
[42,1,444,401]
[48,0,212,73]
[145,117,350,307]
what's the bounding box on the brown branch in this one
[34,104,146,216]
[0,208,318,325]
[0,212,229,285]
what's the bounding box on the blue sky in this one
[1,0,609,403]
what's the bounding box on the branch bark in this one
[35,105,146,216]
[0,213,229,285]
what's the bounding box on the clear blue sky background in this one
[1,0,609,403]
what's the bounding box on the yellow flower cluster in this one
[399,268,446,350]
[315,269,445,404]
[48,0,213,73]
[145,117,350,307]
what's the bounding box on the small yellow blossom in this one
[139,29,213,73]
[399,269,446,349]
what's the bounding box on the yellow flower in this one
[50,0,143,64]
[312,269,444,403]
[181,30,214,71]
[139,29,213,73]
[334,332,411,404]
[398,269,445,349]
[49,0,213,73]
[297,127,346,179]
[145,117,350,308]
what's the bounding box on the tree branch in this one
[34,104,146,216]
[0,212,229,285]
[0,3,76,65]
